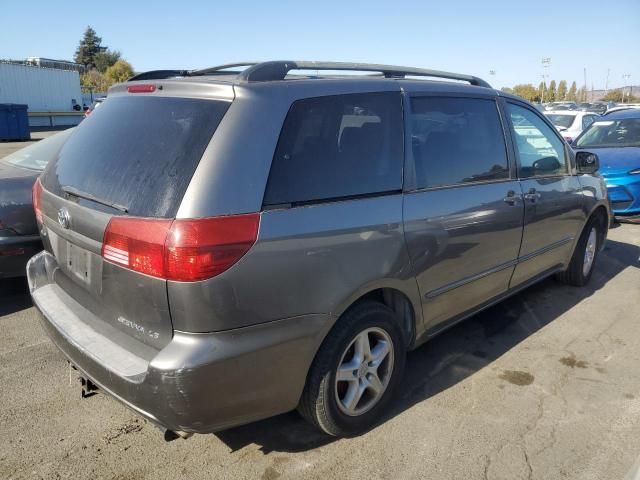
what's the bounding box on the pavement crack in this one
[482,454,491,480]
[523,447,533,480]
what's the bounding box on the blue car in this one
[573,108,640,218]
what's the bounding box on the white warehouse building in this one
[0,62,84,127]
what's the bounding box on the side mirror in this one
[576,151,599,174]
[533,156,562,172]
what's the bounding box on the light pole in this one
[622,74,631,103]
[541,57,551,103]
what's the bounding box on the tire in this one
[557,215,602,286]
[298,301,406,437]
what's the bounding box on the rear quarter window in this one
[263,92,403,206]
[41,96,230,218]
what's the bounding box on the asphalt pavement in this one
[0,130,62,157]
[1,224,639,479]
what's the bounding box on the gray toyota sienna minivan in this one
[28,61,610,438]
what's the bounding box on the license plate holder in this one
[66,241,91,285]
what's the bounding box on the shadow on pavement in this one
[0,277,32,316]
[214,237,639,454]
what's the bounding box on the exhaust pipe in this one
[164,429,193,442]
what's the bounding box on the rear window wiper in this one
[61,185,129,213]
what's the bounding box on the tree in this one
[602,89,639,103]
[80,69,110,93]
[567,81,578,101]
[105,59,134,84]
[557,80,567,101]
[74,26,105,70]
[547,80,557,102]
[94,49,121,73]
[578,86,587,102]
[511,84,540,102]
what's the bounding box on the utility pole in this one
[583,68,587,102]
[541,57,551,103]
[605,68,610,95]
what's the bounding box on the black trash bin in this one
[0,104,30,141]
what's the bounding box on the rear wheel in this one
[557,215,602,286]
[298,301,406,436]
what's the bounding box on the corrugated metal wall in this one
[0,63,82,111]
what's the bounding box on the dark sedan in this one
[0,129,73,278]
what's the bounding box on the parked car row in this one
[0,61,627,440]
[543,101,613,114]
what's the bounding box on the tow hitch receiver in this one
[69,362,99,398]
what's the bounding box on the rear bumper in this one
[28,250,330,433]
[0,234,41,278]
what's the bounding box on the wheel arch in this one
[328,281,423,351]
[567,202,609,265]
[583,203,609,250]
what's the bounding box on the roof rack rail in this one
[189,62,259,76]
[127,61,492,88]
[128,63,260,82]
[128,70,190,81]
[235,61,492,88]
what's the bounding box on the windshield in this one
[546,114,575,129]
[2,129,74,171]
[41,96,230,218]
[575,118,640,148]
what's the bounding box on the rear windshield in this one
[575,118,640,148]
[2,128,74,171]
[546,114,575,129]
[41,96,230,217]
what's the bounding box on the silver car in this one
[28,61,610,438]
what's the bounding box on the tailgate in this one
[39,188,173,349]
[35,91,233,349]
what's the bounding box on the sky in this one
[2,0,639,90]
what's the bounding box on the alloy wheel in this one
[334,327,394,416]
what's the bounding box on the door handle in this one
[503,190,521,205]
[524,188,541,202]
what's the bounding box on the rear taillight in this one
[32,178,43,223]
[101,213,260,282]
[102,217,172,278]
[165,215,260,281]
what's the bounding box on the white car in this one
[604,104,640,115]
[544,110,599,143]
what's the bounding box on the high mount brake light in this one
[32,178,43,223]
[127,84,156,93]
[101,213,260,281]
